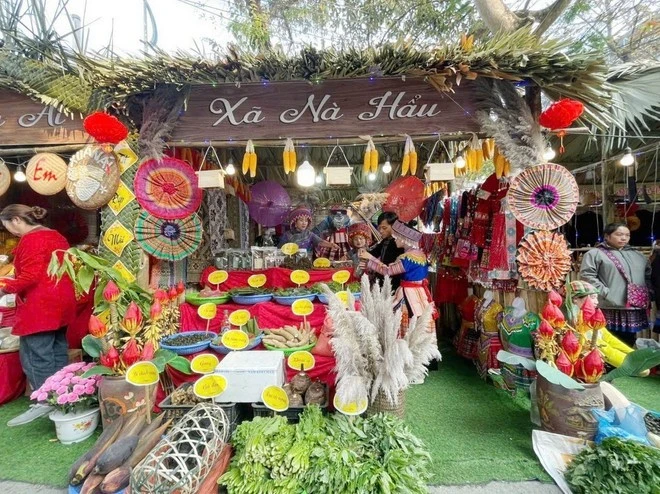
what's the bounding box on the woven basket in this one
[66,144,120,209]
[26,153,68,195]
[366,389,406,419]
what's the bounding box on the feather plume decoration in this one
[476,79,544,175]
[404,304,442,383]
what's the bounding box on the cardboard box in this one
[213,350,285,403]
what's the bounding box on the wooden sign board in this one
[0,90,88,145]
[172,78,478,141]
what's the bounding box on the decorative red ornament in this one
[100,346,120,369]
[141,341,155,361]
[88,315,108,338]
[177,281,185,295]
[574,349,605,383]
[122,302,143,334]
[149,300,163,320]
[103,280,121,303]
[539,99,584,130]
[548,290,563,307]
[168,286,178,300]
[561,331,582,363]
[542,302,566,329]
[581,297,597,325]
[591,308,607,330]
[154,289,169,303]
[556,350,574,377]
[83,112,129,144]
[121,338,141,367]
[538,320,555,339]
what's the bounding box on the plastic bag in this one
[593,404,650,445]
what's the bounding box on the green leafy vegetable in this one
[274,287,314,296]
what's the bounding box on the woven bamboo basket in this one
[366,389,406,419]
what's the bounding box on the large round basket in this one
[366,389,405,419]
[66,144,120,209]
[26,153,68,195]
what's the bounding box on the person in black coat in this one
[368,212,405,291]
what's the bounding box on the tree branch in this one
[532,0,574,37]
[474,0,523,34]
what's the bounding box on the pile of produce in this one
[312,281,360,293]
[198,287,227,298]
[283,370,326,407]
[565,437,660,494]
[273,287,314,297]
[170,384,208,406]
[262,322,317,349]
[69,412,171,493]
[162,332,213,347]
[228,287,271,297]
[281,255,312,270]
[220,406,431,493]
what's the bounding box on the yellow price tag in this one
[248,274,267,288]
[198,302,218,320]
[125,361,160,387]
[281,243,299,256]
[221,330,250,350]
[333,395,368,416]
[291,298,314,317]
[102,220,134,257]
[336,291,350,306]
[208,270,229,285]
[290,270,310,286]
[228,309,251,327]
[112,260,136,283]
[313,257,331,268]
[262,385,289,412]
[332,270,351,285]
[193,374,227,399]
[287,351,316,371]
[107,182,136,216]
[190,353,220,374]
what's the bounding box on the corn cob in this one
[242,152,250,175]
[410,149,418,175]
[370,145,379,173]
[283,140,290,174]
[475,149,484,171]
[363,145,371,175]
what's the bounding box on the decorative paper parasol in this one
[66,144,120,210]
[248,180,291,226]
[134,157,203,220]
[507,163,578,230]
[382,176,426,222]
[516,230,571,292]
[134,211,203,262]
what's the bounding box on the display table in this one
[200,266,355,290]
[0,351,26,405]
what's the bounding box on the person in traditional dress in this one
[347,222,373,274]
[313,206,352,261]
[278,206,338,255]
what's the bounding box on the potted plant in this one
[30,362,101,444]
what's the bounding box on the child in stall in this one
[347,222,373,276]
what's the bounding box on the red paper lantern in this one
[83,112,129,144]
[539,99,584,130]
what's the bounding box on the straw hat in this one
[66,144,120,210]
[26,153,68,195]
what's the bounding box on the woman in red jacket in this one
[0,205,76,426]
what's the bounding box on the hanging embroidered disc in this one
[134,157,203,220]
[507,163,578,230]
[516,230,571,292]
[26,153,68,195]
[134,210,203,262]
[66,145,121,210]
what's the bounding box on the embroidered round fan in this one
[516,230,571,292]
[507,163,578,230]
[66,145,120,210]
[134,211,203,262]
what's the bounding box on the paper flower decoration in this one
[83,112,129,144]
[516,230,572,292]
[539,99,584,130]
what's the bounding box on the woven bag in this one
[26,153,68,195]
[66,144,120,210]
[366,389,406,419]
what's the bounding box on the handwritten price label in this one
[336,291,350,306]
[262,385,289,412]
[208,270,229,285]
[193,374,227,399]
[287,351,316,371]
[332,270,351,285]
[112,260,136,283]
[313,257,331,268]
[198,303,218,320]
[290,270,310,286]
[107,181,136,215]
[291,298,314,317]
[102,220,134,257]
[191,354,220,374]
[221,330,250,350]
[281,243,299,256]
[333,395,368,416]
[228,309,251,327]
[248,274,267,288]
[125,361,159,386]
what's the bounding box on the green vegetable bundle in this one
[565,437,660,494]
[220,406,431,493]
[312,281,361,294]
[228,287,272,296]
[274,287,314,297]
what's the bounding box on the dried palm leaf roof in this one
[0,28,612,127]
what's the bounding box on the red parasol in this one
[134,157,203,220]
[383,176,426,222]
[248,180,291,226]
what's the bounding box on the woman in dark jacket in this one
[368,212,404,291]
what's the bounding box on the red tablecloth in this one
[0,352,26,405]
[200,266,355,290]
[180,301,328,332]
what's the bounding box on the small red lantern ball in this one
[83,112,129,144]
[539,99,584,130]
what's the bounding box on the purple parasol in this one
[248,180,291,226]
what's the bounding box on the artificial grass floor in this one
[0,348,658,488]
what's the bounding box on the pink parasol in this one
[383,176,426,222]
[134,157,203,220]
[248,180,291,226]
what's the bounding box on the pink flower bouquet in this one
[30,362,101,414]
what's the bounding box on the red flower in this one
[561,331,582,363]
[154,289,168,303]
[150,300,162,320]
[88,315,108,338]
[539,99,584,130]
[177,281,185,295]
[168,286,178,300]
[121,339,141,367]
[537,320,555,339]
[548,290,563,307]
[581,297,596,325]
[99,346,120,369]
[556,350,574,377]
[591,308,607,330]
[103,280,121,303]
[83,112,129,144]
[141,341,155,361]
[542,302,565,328]
[122,302,143,335]
[574,349,605,383]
